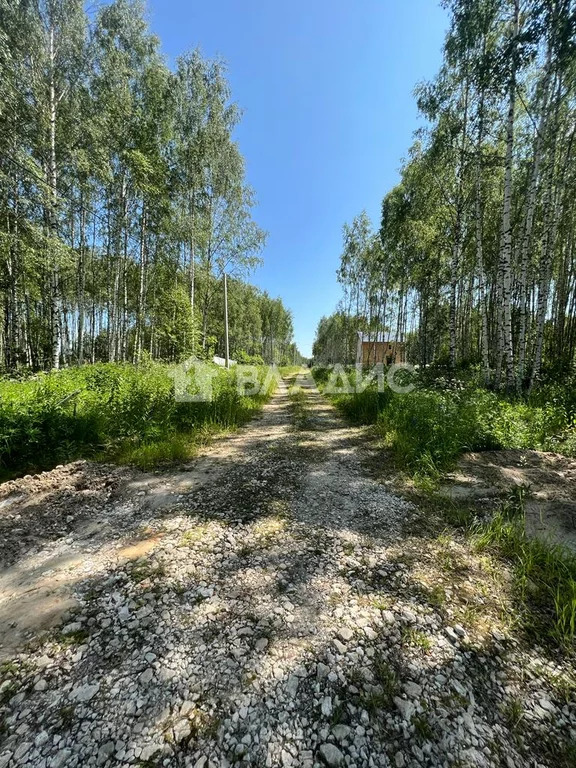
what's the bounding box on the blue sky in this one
[148,0,449,357]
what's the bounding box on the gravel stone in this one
[70,683,99,703]
[319,743,345,766]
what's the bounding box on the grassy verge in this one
[110,421,228,471]
[278,365,304,378]
[289,388,312,431]
[408,488,576,650]
[313,366,576,477]
[0,361,277,476]
[473,492,576,647]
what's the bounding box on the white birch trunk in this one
[517,55,552,387]
[496,0,519,391]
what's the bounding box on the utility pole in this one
[223,272,230,369]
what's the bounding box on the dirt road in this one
[0,373,574,767]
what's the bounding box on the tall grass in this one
[313,367,574,475]
[278,365,304,378]
[473,490,576,647]
[0,362,276,475]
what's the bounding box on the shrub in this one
[314,366,575,474]
[311,366,332,386]
[0,362,275,475]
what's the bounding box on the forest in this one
[0,0,300,371]
[314,0,576,394]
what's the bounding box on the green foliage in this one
[0,362,275,475]
[315,370,575,475]
[289,388,311,431]
[372,655,400,703]
[311,366,331,386]
[401,626,432,651]
[278,366,302,378]
[336,388,394,426]
[474,497,576,647]
[237,351,265,365]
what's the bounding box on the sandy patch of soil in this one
[442,449,576,551]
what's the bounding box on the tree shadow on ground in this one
[1,380,575,767]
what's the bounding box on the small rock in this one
[445,626,459,644]
[363,626,378,641]
[140,743,162,761]
[317,662,330,679]
[139,668,154,685]
[35,732,49,748]
[333,639,346,654]
[332,724,351,742]
[393,696,415,721]
[286,675,300,696]
[319,743,344,766]
[51,749,72,768]
[180,701,195,717]
[452,679,467,698]
[337,627,353,642]
[403,681,422,698]
[71,682,99,702]
[13,743,32,762]
[97,742,115,765]
[62,621,82,635]
[321,696,333,716]
[173,719,191,743]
